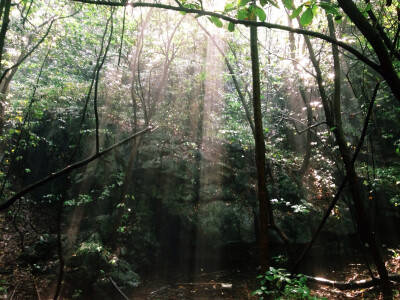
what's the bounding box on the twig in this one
[94,9,114,153]
[150,285,170,296]
[109,277,129,300]
[34,281,42,300]
[9,282,20,300]
[118,5,127,66]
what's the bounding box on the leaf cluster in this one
[253,267,323,299]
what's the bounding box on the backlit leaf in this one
[238,0,251,8]
[290,5,303,19]
[209,16,223,28]
[228,22,235,32]
[224,3,236,12]
[237,8,250,20]
[255,7,267,21]
[299,7,313,26]
[283,0,294,10]
[320,3,340,16]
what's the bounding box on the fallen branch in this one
[305,274,400,290]
[174,282,233,288]
[9,282,20,300]
[109,277,130,300]
[150,285,170,296]
[34,280,42,300]
[0,126,154,211]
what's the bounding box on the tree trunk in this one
[250,23,270,273]
[337,0,400,102]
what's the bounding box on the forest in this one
[0,0,399,299]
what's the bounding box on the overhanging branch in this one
[0,126,154,212]
[70,1,381,74]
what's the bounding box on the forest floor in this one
[1,209,400,299]
[130,255,400,300]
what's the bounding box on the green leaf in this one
[228,22,235,32]
[209,16,223,28]
[320,3,340,16]
[312,4,318,15]
[224,3,236,12]
[283,0,294,10]
[260,0,268,6]
[238,0,251,8]
[237,8,250,20]
[299,7,313,26]
[255,7,267,21]
[290,5,303,18]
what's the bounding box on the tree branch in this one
[70,1,381,75]
[0,126,154,212]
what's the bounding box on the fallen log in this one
[305,274,400,290]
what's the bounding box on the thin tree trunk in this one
[250,23,270,273]
[112,13,183,249]
[299,12,392,296]
[337,0,400,102]
[0,0,10,69]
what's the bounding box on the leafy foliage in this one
[253,267,322,299]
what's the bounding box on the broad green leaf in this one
[290,5,303,19]
[209,16,223,28]
[320,3,340,16]
[365,3,371,11]
[237,8,250,20]
[312,4,318,15]
[283,0,294,10]
[228,22,235,32]
[255,7,267,21]
[224,3,236,12]
[299,7,313,26]
[238,0,251,8]
[260,0,269,7]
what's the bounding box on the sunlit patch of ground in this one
[311,249,400,299]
